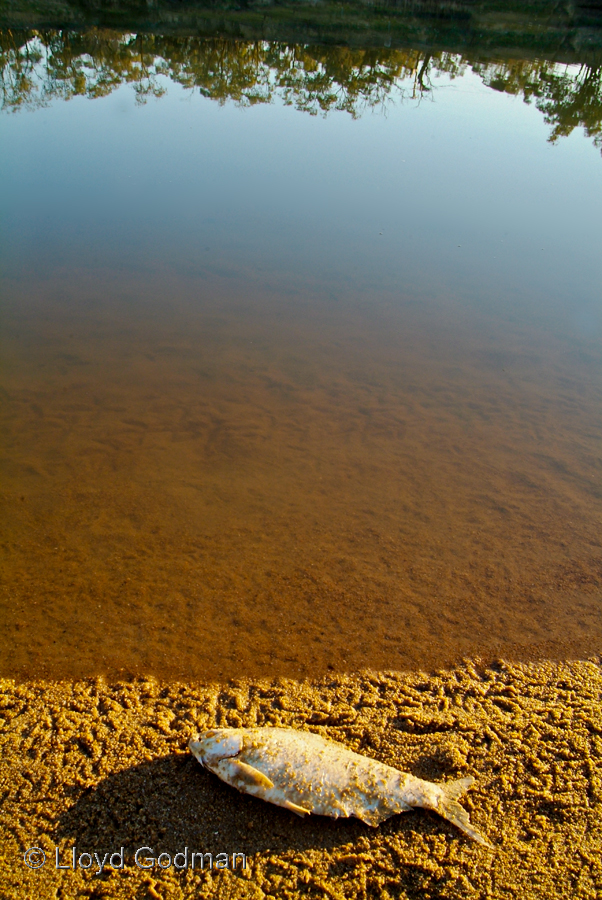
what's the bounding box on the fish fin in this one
[437,781,494,849]
[282,799,311,817]
[229,760,275,790]
[441,776,474,801]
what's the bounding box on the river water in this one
[1,33,601,680]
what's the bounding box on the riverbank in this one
[2,0,602,64]
[1,658,601,899]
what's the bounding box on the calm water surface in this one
[1,45,602,680]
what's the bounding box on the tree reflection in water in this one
[1,30,601,152]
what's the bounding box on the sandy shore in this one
[1,658,601,899]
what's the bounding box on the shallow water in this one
[1,35,602,680]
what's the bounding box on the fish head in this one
[189,729,244,768]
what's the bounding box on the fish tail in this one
[437,777,494,848]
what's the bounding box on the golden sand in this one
[1,658,601,899]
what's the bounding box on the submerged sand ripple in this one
[1,659,601,899]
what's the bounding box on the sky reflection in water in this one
[3,59,601,318]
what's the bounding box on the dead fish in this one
[189,727,492,847]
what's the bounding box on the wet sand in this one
[1,658,601,899]
[2,270,602,681]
